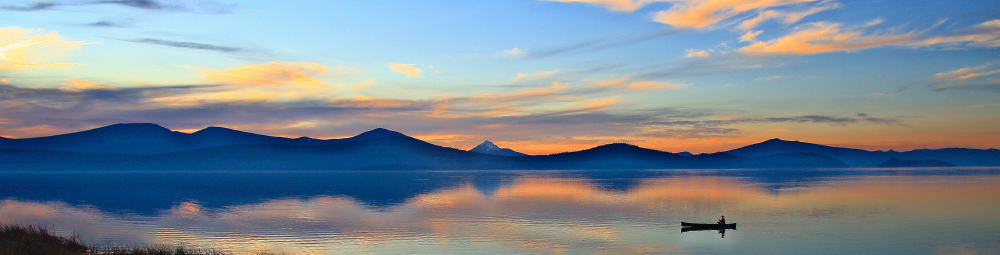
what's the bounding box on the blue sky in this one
[1,0,998,154]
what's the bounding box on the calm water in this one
[2,168,999,254]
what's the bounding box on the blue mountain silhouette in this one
[727,138,1000,167]
[0,123,406,154]
[2,124,996,170]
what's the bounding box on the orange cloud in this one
[389,63,423,77]
[935,65,1000,82]
[740,30,764,42]
[515,70,558,81]
[932,62,1000,90]
[738,22,915,55]
[588,78,686,92]
[0,124,78,139]
[654,0,815,29]
[0,27,94,69]
[685,50,710,58]
[152,62,342,105]
[61,78,115,92]
[200,62,329,88]
[544,0,661,13]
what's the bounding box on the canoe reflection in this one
[680,222,737,238]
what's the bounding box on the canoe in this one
[681,222,737,228]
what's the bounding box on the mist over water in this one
[2,169,999,254]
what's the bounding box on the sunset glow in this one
[1,0,997,154]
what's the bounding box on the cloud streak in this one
[119,38,245,53]
[730,19,1000,56]
[1,0,235,14]
[0,2,57,11]
[932,62,1000,91]
[389,63,423,77]
[654,0,816,29]
[0,27,94,69]
[535,0,829,58]
[543,0,663,13]
[651,113,903,127]
[738,22,916,55]
[737,1,840,30]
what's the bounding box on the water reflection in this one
[2,171,999,254]
[680,223,737,238]
[680,227,732,238]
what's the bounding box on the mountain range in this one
[1,123,997,170]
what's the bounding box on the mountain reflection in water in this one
[1,169,999,254]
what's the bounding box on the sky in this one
[0,0,998,154]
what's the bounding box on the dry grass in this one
[0,224,279,255]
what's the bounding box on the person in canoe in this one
[717,215,726,225]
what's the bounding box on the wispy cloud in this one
[174,62,342,104]
[548,0,996,61]
[909,19,1000,48]
[585,77,686,93]
[514,70,559,81]
[87,20,130,27]
[0,27,94,70]
[389,63,423,77]
[739,30,763,42]
[653,0,816,29]
[932,62,1000,91]
[529,28,683,59]
[685,50,710,58]
[535,0,825,58]
[0,2,57,11]
[738,22,916,56]
[498,48,527,59]
[755,75,785,81]
[733,19,1000,56]
[118,38,245,53]
[1,0,235,14]
[543,0,663,13]
[737,1,840,30]
[653,113,903,127]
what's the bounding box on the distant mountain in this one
[0,123,406,154]
[0,123,191,154]
[344,128,406,142]
[726,138,879,167]
[2,124,995,170]
[188,126,294,148]
[727,138,1000,167]
[676,152,694,156]
[469,140,527,156]
[877,158,956,168]
[0,136,848,171]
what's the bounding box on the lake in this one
[2,168,999,254]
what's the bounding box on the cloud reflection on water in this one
[2,174,999,254]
